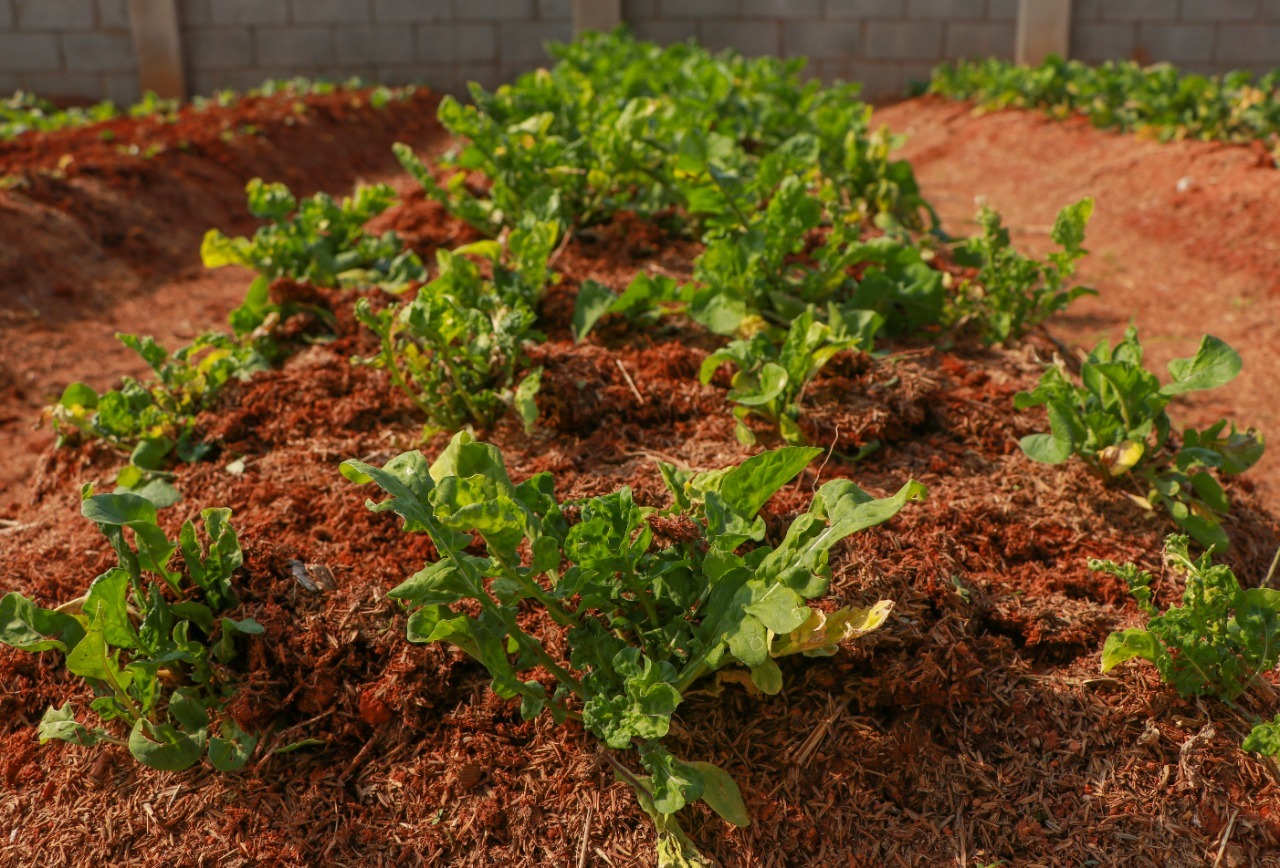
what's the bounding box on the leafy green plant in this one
[352,220,558,434]
[202,179,424,291]
[0,90,178,141]
[395,29,932,239]
[1015,328,1263,550]
[1093,536,1280,755]
[929,56,1280,162]
[571,273,677,342]
[951,198,1095,345]
[698,307,880,445]
[0,490,261,771]
[607,129,943,340]
[342,433,924,865]
[1244,714,1280,755]
[52,280,285,506]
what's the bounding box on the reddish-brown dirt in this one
[879,95,1280,506]
[2,94,1280,867]
[0,88,447,510]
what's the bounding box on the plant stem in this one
[622,569,662,633]
[1262,543,1280,589]
[512,627,584,696]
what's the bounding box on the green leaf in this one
[573,279,619,342]
[84,568,138,649]
[82,491,159,526]
[128,719,208,771]
[229,275,273,337]
[1019,432,1072,465]
[64,615,123,686]
[169,689,211,732]
[688,761,750,827]
[58,382,99,410]
[744,584,809,635]
[1188,471,1230,514]
[725,615,769,667]
[1162,336,1241,396]
[748,658,783,695]
[389,558,482,606]
[209,721,257,771]
[1243,715,1280,756]
[640,742,704,815]
[1100,628,1164,673]
[341,450,439,535]
[514,367,542,434]
[728,363,788,406]
[127,477,182,510]
[712,446,822,519]
[129,437,174,471]
[0,592,85,652]
[38,704,103,746]
[812,478,927,544]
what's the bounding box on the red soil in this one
[879,95,1280,505]
[1,94,1279,866]
[0,88,446,511]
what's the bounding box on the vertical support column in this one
[1016,0,1071,65]
[127,0,187,99]
[573,0,622,35]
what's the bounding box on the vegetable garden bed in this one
[3,38,1280,867]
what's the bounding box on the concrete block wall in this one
[178,0,571,101]
[1071,0,1280,75]
[3,0,1280,104]
[0,0,139,103]
[624,0,1019,99]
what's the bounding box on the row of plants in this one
[0,77,414,142]
[26,35,950,862]
[928,55,1280,159]
[391,30,1100,450]
[926,54,1279,753]
[15,30,1278,866]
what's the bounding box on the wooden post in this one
[573,0,621,35]
[1016,0,1071,65]
[127,0,187,99]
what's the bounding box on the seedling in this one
[1016,328,1263,550]
[1093,536,1280,756]
[51,279,286,506]
[0,490,261,771]
[698,307,880,445]
[951,198,1095,345]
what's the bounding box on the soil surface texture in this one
[1,93,1279,867]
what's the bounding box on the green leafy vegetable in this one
[0,491,261,771]
[1015,328,1262,549]
[343,432,924,864]
[1093,536,1280,756]
[929,56,1280,164]
[396,29,933,239]
[202,179,424,291]
[51,279,287,505]
[352,222,557,434]
[951,198,1096,345]
[698,307,880,445]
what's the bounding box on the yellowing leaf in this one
[1100,439,1144,476]
[770,600,894,658]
